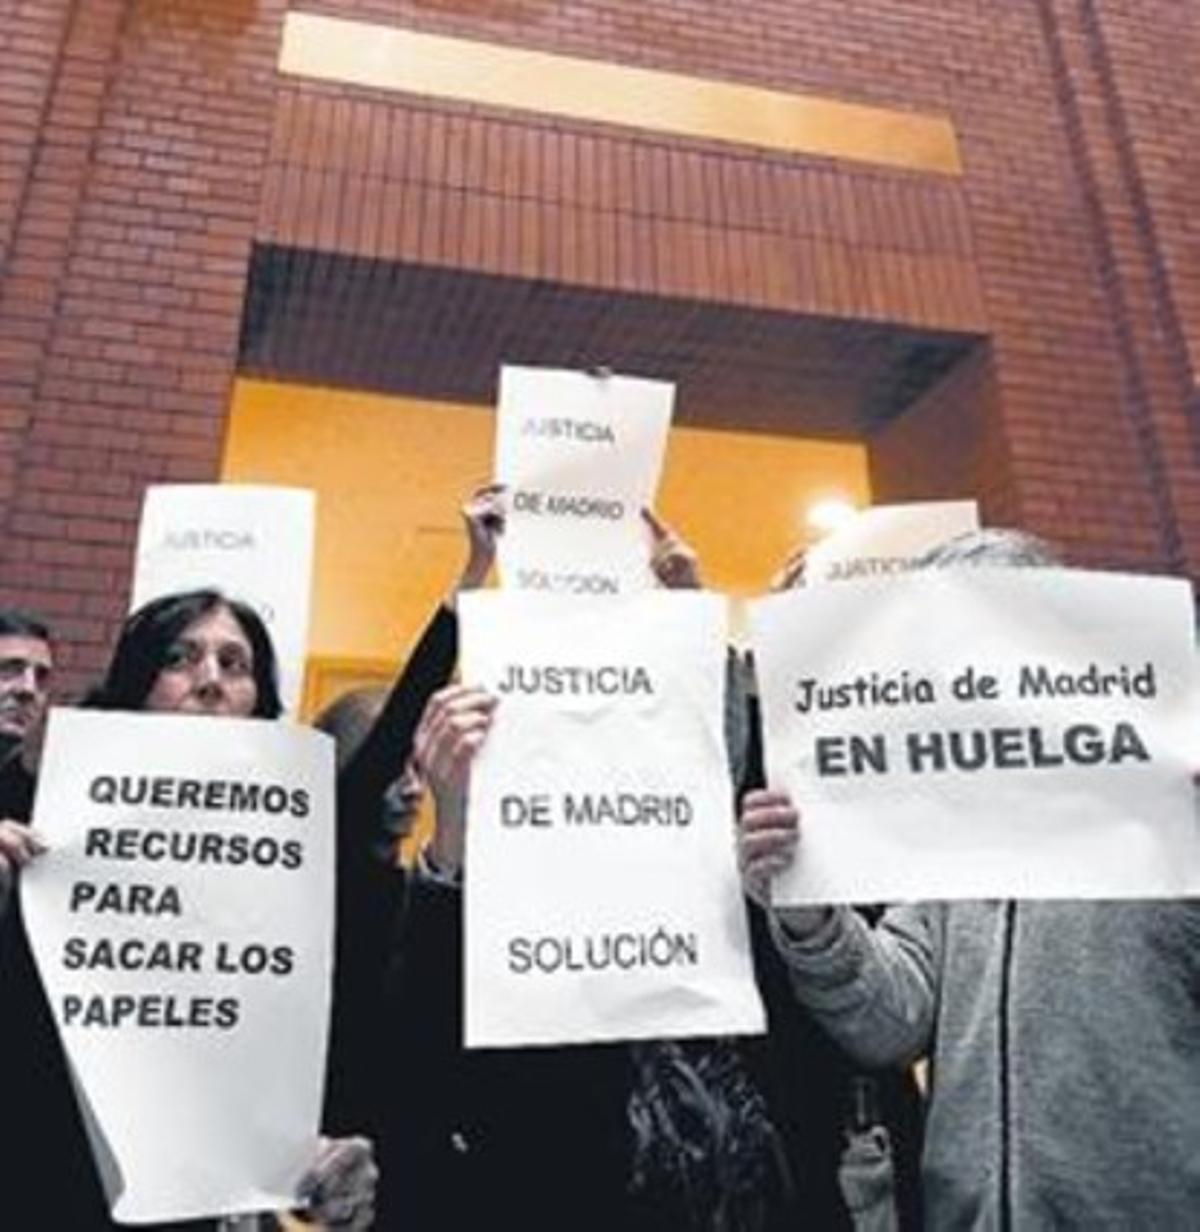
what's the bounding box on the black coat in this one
[0,605,459,1228]
[372,643,922,1231]
[0,752,216,1229]
[376,873,923,1232]
[322,603,459,1136]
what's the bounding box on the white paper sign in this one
[131,485,316,713]
[803,500,979,585]
[494,366,673,597]
[22,709,334,1225]
[751,569,1200,903]
[459,591,764,1048]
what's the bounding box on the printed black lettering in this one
[227,782,262,812]
[1109,721,1150,764]
[907,731,947,773]
[84,829,111,857]
[214,998,240,1029]
[69,882,96,911]
[88,776,117,805]
[990,728,1026,769]
[1062,725,1107,766]
[199,832,225,863]
[815,736,848,776]
[175,779,203,808]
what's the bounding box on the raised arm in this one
[738,788,942,1067]
[324,485,501,1134]
[337,483,504,831]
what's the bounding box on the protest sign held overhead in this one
[802,500,979,585]
[22,709,334,1225]
[494,366,673,597]
[458,590,764,1049]
[751,569,1200,904]
[131,485,316,713]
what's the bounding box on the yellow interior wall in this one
[222,377,871,710]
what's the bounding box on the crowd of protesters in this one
[0,486,1196,1231]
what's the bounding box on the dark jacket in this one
[1,752,215,1230]
[322,602,459,1136]
[0,604,458,1228]
[375,872,922,1232]
[372,639,922,1231]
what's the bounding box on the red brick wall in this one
[0,0,285,692]
[868,346,1020,529]
[1088,0,1200,383]
[259,82,986,335]
[1051,0,1200,572]
[0,0,72,267]
[1,0,1198,686]
[0,0,102,585]
[266,0,1197,574]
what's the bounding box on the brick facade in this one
[1,0,1198,692]
[0,0,284,685]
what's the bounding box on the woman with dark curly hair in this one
[83,589,284,720]
[0,588,377,1232]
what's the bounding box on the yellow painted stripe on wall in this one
[279,12,962,176]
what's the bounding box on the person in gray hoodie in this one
[738,528,1200,1231]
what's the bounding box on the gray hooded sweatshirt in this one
[772,899,1200,1230]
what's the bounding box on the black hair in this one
[313,685,387,771]
[87,589,282,718]
[915,528,1060,570]
[0,609,52,644]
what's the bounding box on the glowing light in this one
[806,497,859,536]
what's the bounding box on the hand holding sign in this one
[0,817,45,910]
[295,1135,379,1231]
[0,816,45,875]
[415,684,499,877]
[455,483,508,596]
[737,790,834,940]
[768,544,808,593]
[736,789,799,906]
[643,508,703,590]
